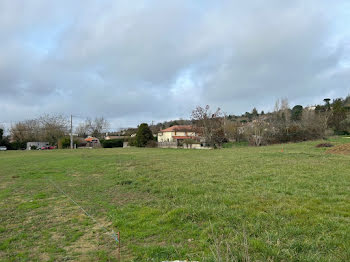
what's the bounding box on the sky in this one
[0,0,350,130]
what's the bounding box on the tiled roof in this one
[85,137,99,142]
[160,125,194,132]
[172,136,198,140]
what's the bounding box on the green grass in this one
[0,137,350,261]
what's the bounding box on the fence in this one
[158,142,178,148]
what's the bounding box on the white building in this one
[157,125,201,148]
[27,142,49,150]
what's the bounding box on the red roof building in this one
[157,125,200,143]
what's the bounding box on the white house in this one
[157,125,201,148]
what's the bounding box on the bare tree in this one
[243,119,272,146]
[302,109,328,138]
[273,98,291,123]
[224,120,244,142]
[38,114,69,144]
[75,117,110,139]
[191,105,225,147]
[11,119,41,143]
[75,123,89,138]
[11,114,68,144]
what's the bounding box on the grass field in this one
[1,137,350,261]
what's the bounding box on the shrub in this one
[58,137,80,149]
[146,140,158,148]
[101,139,123,148]
[128,137,136,146]
[8,141,26,150]
[183,139,197,145]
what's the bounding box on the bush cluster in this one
[5,141,27,150]
[58,137,84,149]
[100,139,124,148]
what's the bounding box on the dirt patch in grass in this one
[326,143,350,155]
[64,217,119,260]
[316,143,334,148]
[0,180,12,190]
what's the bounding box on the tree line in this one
[0,115,110,149]
[191,96,350,147]
[1,95,349,149]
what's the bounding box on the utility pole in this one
[70,114,73,149]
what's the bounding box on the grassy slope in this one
[0,137,350,261]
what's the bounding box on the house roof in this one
[85,137,99,142]
[160,125,194,132]
[172,136,198,140]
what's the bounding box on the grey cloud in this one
[0,0,349,127]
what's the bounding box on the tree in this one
[11,119,41,143]
[76,123,89,138]
[191,105,225,147]
[251,108,259,118]
[340,116,350,134]
[324,98,331,110]
[75,117,110,139]
[10,114,68,145]
[329,98,346,132]
[135,123,153,147]
[273,98,291,123]
[244,112,253,121]
[291,105,303,121]
[301,109,327,139]
[224,120,244,142]
[244,119,270,146]
[58,136,80,149]
[169,121,179,127]
[0,128,6,147]
[38,114,68,145]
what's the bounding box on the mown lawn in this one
[0,137,350,261]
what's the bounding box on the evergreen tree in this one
[291,105,303,121]
[135,123,153,147]
[252,108,259,118]
[329,99,346,132]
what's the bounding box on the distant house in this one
[305,105,317,111]
[157,125,201,148]
[84,136,100,148]
[105,135,125,140]
[27,142,49,150]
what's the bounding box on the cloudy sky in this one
[1,0,349,130]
